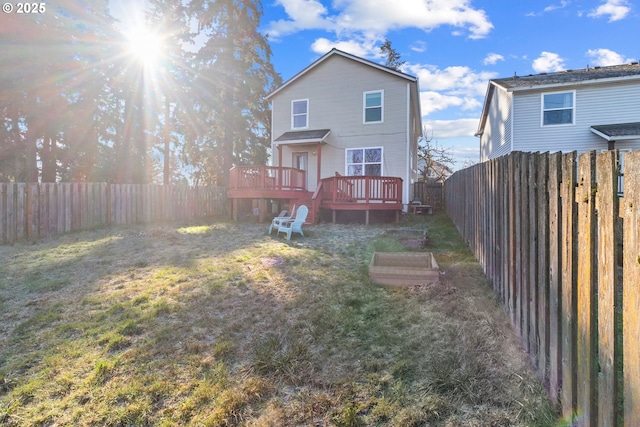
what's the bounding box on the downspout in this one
[510,92,515,153]
[404,83,411,212]
[270,99,275,165]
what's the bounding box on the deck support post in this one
[232,198,239,222]
[258,199,268,223]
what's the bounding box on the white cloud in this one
[420,91,465,115]
[588,0,631,22]
[526,0,570,17]
[423,119,479,138]
[532,52,566,73]
[267,0,333,39]
[310,37,377,58]
[587,48,632,66]
[410,41,427,53]
[419,92,481,116]
[267,0,493,40]
[544,0,570,13]
[408,64,496,98]
[483,53,504,65]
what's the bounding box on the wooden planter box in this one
[368,252,440,286]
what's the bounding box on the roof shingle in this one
[493,62,640,90]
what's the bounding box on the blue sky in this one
[108,0,639,168]
[255,0,638,168]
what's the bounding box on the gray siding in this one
[480,87,512,161]
[512,80,640,154]
[271,54,414,193]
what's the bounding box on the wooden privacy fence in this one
[445,150,639,426]
[413,181,444,209]
[0,183,228,244]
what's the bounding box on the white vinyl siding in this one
[480,87,513,161]
[512,81,640,154]
[270,54,412,189]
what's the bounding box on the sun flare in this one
[126,25,163,66]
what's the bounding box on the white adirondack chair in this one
[277,205,308,240]
[268,205,296,235]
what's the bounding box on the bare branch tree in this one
[417,128,454,182]
[461,157,478,169]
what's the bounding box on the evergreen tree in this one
[1,0,279,185]
[183,0,281,186]
[0,0,119,182]
[380,39,406,71]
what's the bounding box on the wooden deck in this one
[227,166,403,224]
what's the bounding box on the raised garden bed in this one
[368,252,440,286]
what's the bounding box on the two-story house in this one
[476,62,640,162]
[227,48,422,224]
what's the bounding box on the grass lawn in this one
[0,212,557,426]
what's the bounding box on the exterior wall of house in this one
[479,86,513,162]
[511,80,640,154]
[270,54,415,193]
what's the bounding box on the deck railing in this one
[319,175,402,204]
[229,166,307,191]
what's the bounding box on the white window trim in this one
[540,90,575,127]
[291,98,309,129]
[345,146,384,176]
[363,90,384,124]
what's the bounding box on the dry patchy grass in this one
[0,213,557,426]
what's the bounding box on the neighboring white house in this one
[476,62,640,162]
[265,48,423,207]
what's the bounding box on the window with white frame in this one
[363,90,383,123]
[292,99,308,129]
[346,147,382,176]
[541,91,575,126]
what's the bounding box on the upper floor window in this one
[542,91,575,126]
[346,147,382,176]
[292,99,308,129]
[363,90,383,123]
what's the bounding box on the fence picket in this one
[623,151,640,426]
[0,183,227,244]
[576,151,597,425]
[537,153,550,381]
[445,149,640,424]
[595,150,620,426]
[548,152,562,403]
[528,153,538,359]
[560,152,578,417]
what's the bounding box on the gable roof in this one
[476,62,640,136]
[492,62,640,91]
[265,48,418,100]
